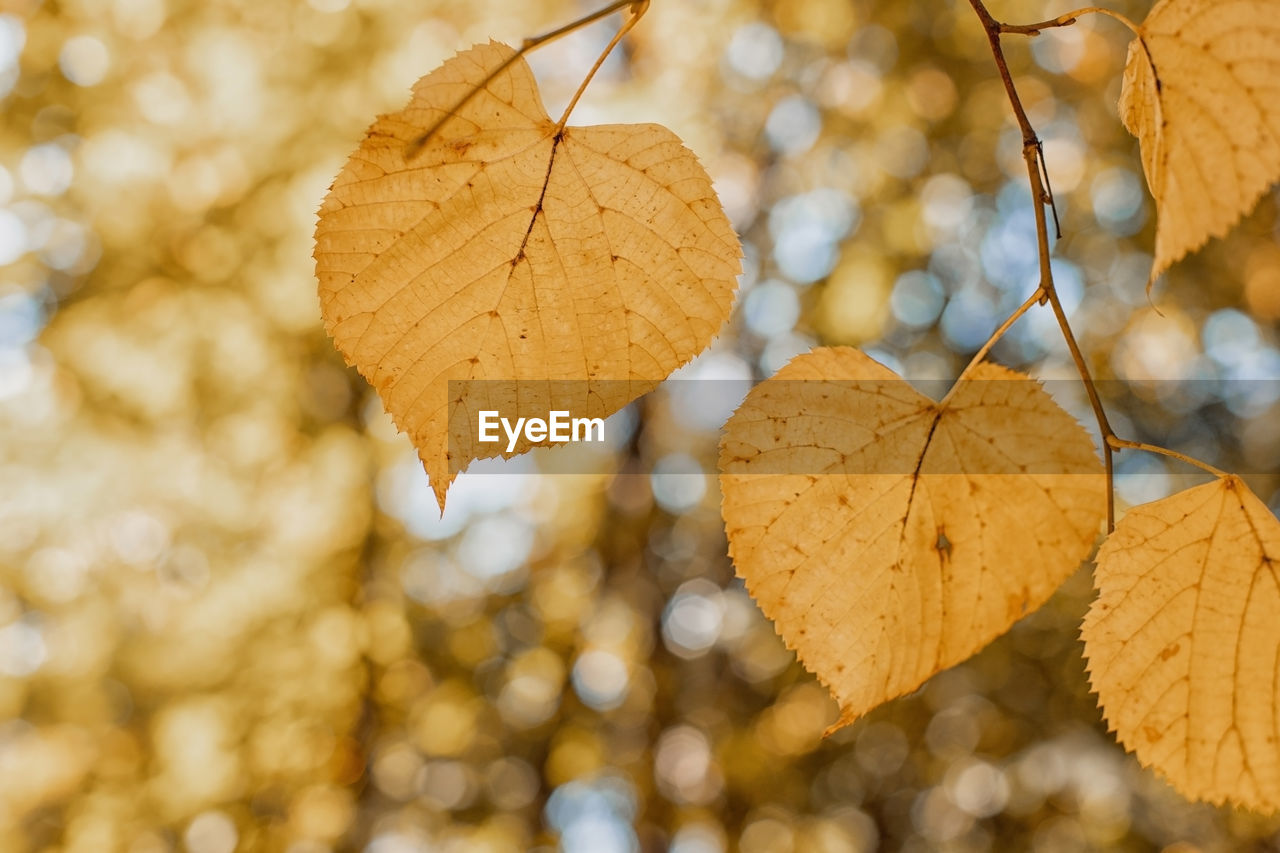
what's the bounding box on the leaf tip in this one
[823,704,859,738]
[420,452,455,515]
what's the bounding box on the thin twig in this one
[555,2,646,130]
[967,0,1226,531]
[405,0,639,158]
[997,6,1141,36]
[969,0,1037,144]
[940,286,1045,408]
[1108,437,1229,478]
[968,0,1113,436]
[969,0,1118,526]
[1103,442,1114,532]
[1036,141,1063,239]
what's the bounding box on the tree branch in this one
[967,0,1118,528]
[997,6,1142,37]
[965,0,1226,529]
[1108,437,1228,479]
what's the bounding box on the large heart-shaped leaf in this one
[720,347,1105,731]
[1084,476,1280,810]
[315,41,741,508]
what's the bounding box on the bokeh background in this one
[4,0,1280,850]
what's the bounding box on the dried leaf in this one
[314,41,741,507]
[1119,0,1280,283]
[1083,476,1280,810]
[719,347,1105,732]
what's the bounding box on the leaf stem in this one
[556,1,648,130]
[967,0,1221,531]
[406,0,641,158]
[941,286,1044,407]
[968,0,1037,143]
[997,6,1141,36]
[1107,437,1229,478]
[968,0,1118,527]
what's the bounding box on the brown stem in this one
[555,1,647,130]
[968,0,1037,144]
[1108,437,1228,478]
[997,6,1140,36]
[968,0,1117,528]
[1104,441,1114,532]
[406,0,639,158]
[967,0,1227,530]
[940,286,1044,408]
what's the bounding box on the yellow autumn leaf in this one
[719,347,1105,732]
[314,41,741,508]
[1083,476,1280,811]
[1118,0,1280,284]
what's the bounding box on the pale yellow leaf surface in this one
[314,42,741,508]
[1119,0,1280,283]
[1083,476,1280,811]
[719,347,1105,732]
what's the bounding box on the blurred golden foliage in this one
[2,0,1279,851]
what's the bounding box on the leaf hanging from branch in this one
[314,41,741,508]
[1083,476,1280,811]
[1119,0,1280,285]
[719,347,1106,733]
